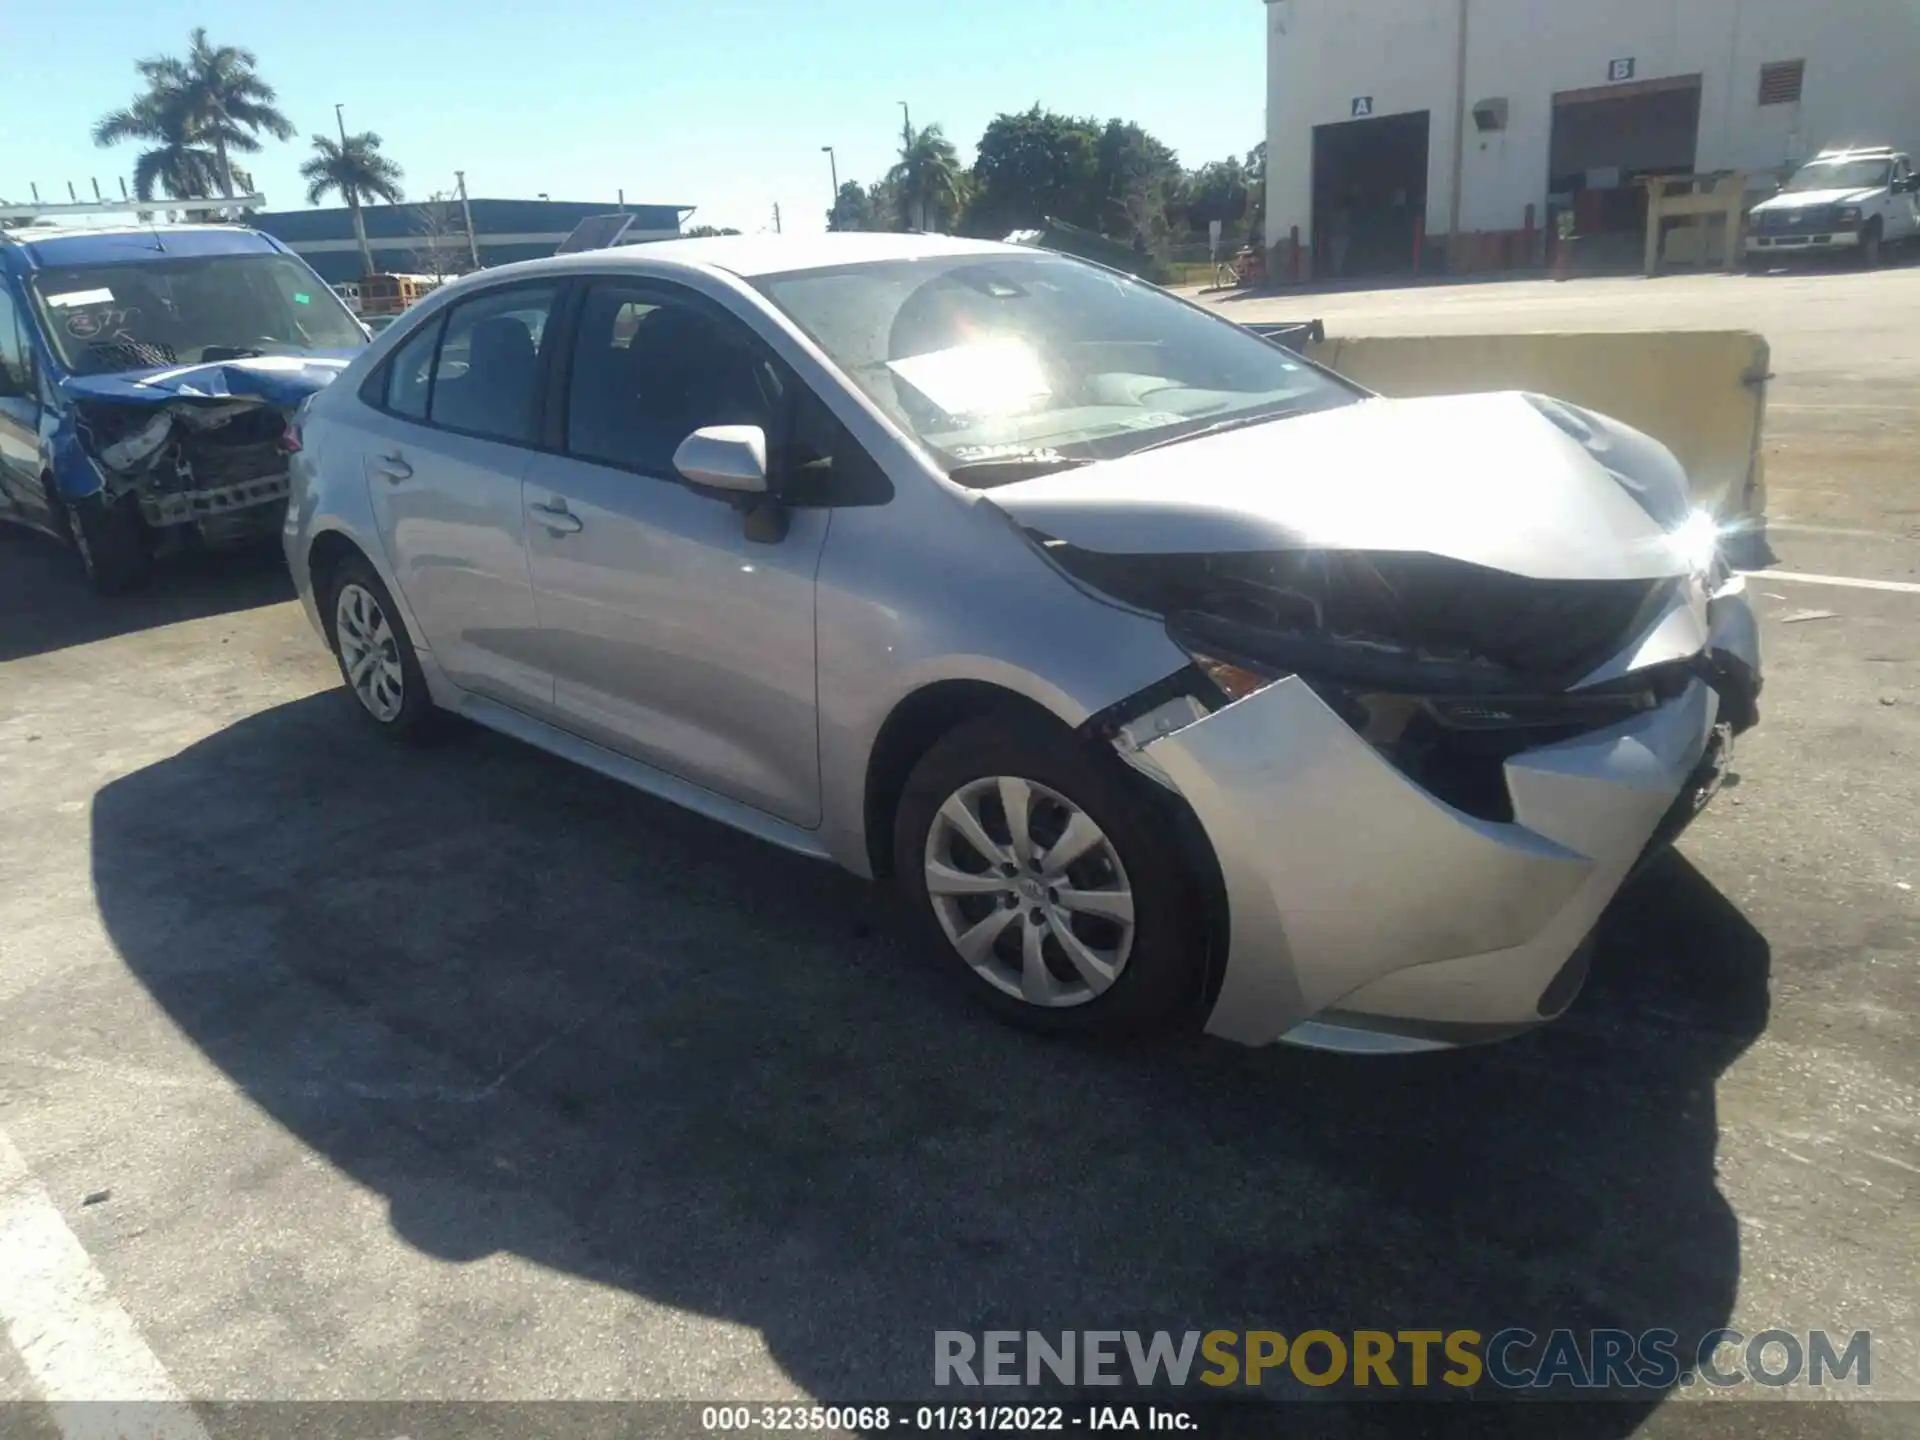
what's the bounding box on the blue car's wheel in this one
[67,492,152,595]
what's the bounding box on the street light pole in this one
[334,103,349,147]
[455,169,481,270]
[897,100,912,150]
[822,145,839,222]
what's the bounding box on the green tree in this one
[684,224,743,237]
[1245,141,1267,241]
[1094,119,1183,252]
[827,180,875,232]
[866,175,905,231]
[300,132,404,279]
[93,29,293,199]
[90,89,221,202]
[1184,157,1251,236]
[967,106,1101,236]
[888,123,967,232]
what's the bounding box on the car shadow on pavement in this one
[90,691,1772,1433]
[0,525,291,664]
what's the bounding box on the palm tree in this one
[93,28,293,199]
[888,123,967,232]
[301,132,405,278]
[92,90,222,203]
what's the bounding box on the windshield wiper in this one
[945,454,1094,487]
[1128,407,1298,456]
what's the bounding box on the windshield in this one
[1783,158,1891,193]
[752,252,1358,482]
[29,252,368,375]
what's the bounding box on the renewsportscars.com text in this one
[934,1328,1872,1391]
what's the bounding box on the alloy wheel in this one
[922,775,1136,1007]
[335,582,405,722]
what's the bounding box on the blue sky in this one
[0,0,1265,235]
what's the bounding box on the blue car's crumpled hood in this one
[57,352,356,408]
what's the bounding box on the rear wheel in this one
[67,491,152,595]
[894,712,1206,1037]
[323,555,439,741]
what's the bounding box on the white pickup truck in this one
[1746,146,1920,266]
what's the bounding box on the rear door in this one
[360,282,561,715]
[522,277,829,826]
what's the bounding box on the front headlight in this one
[1667,508,1722,578]
[1837,206,1864,224]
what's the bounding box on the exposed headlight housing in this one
[1837,205,1864,224]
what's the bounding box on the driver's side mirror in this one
[672,424,788,543]
[672,424,768,495]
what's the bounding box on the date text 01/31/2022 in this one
[700,1404,1198,1431]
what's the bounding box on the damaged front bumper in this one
[53,356,348,548]
[1129,578,1761,1051]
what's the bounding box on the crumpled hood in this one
[1750,186,1880,212]
[57,352,355,408]
[983,391,1693,582]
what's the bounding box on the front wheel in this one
[68,491,152,595]
[894,712,1207,1037]
[1860,222,1884,268]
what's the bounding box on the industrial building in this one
[249,197,692,284]
[1261,0,1920,277]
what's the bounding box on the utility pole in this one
[898,100,912,150]
[772,202,782,235]
[1447,0,1469,268]
[455,170,481,269]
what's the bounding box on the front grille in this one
[1758,206,1837,234]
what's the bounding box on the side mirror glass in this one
[672,424,768,495]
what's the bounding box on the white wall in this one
[1265,0,1920,252]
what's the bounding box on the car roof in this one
[489,230,1031,285]
[2,224,285,270]
[1808,146,1898,161]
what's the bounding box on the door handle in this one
[375,453,412,482]
[528,500,583,535]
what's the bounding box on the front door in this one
[524,279,827,827]
[361,282,561,715]
[1893,157,1920,240]
[0,283,46,526]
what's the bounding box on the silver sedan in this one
[283,233,1762,1051]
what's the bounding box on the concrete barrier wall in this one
[1304,332,1770,518]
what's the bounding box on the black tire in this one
[321,553,440,742]
[67,491,152,595]
[894,709,1207,1038]
[1860,221,1884,269]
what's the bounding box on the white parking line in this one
[0,1128,209,1439]
[1741,568,1920,595]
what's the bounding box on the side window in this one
[428,284,558,443]
[0,286,27,399]
[565,283,783,475]
[784,383,894,508]
[383,315,442,421]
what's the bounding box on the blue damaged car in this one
[0,223,367,592]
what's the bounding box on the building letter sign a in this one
[1608,57,1636,82]
[1351,96,1374,117]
